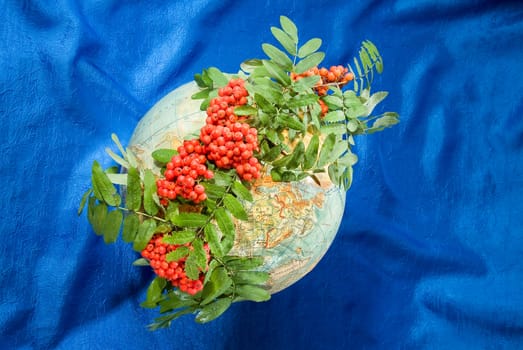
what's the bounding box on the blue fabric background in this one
[1,1,522,349]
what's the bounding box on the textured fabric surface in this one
[1,1,523,349]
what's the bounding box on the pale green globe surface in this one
[129,81,346,294]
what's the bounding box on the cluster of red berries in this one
[291,65,355,117]
[141,234,210,295]
[201,78,262,181]
[157,140,214,205]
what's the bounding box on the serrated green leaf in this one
[191,238,208,270]
[231,181,253,202]
[366,112,400,133]
[212,171,233,186]
[162,230,196,245]
[194,73,207,88]
[293,75,321,91]
[323,110,345,123]
[133,219,157,251]
[184,254,200,280]
[225,256,264,270]
[159,290,198,313]
[232,271,269,285]
[281,170,297,182]
[152,149,177,164]
[142,277,166,308]
[201,266,232,305]
[202,182,226,199]
[191,88,211,100]
[271,26,296,56]
[364,91,388,116]
[320,123,347,136]
[132,257,150,266]
[287,94,318,109]
[166,201,179,222]
[303,134,319,170]
[143,169,158,216]
[91,161,121,207]
[297,38,322,58]
[206,67,229,87]
[223,194,248,221]
[234,284,270,302]
[155,224,172,234]
[195,297,232,324]
[271,153,293,168]
[106,173,127,185]
[166,246,190,262]
[262,59,291,86]
[277,114,304,131]
[294,52,325,74]
[322,95,343,109]
[270,167,283,182]
[147,307,195,330]
[78,189,92,215]
[234,105,257,116]
[240,58,263,73]
[254,93,277,113]
[214,208,234,245]
[286,141,305,169]
[279,16,298,43]
[171,212,209,228]
[102,209,123,244]
[204,224,224,258]
[91,201,108,235]
[125,167,141,211]
[262,43,293,70]
[317,133,336,168]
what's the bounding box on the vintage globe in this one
[128,81,346,294]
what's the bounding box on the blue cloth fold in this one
[1,1,522,349]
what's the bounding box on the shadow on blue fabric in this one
[1,1,523,349]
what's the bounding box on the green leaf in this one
[201,266,232,305]
[142,277,166,308]
[162,230,195,245]
[148,307,195,330]
[184,254,200,280]
[166,246,190,262]
[364,91,388,116]
[323,110,345,123]
[303,134,319,170]
[105,147,129,168]
[202,182,226,199]
[152,149,177,164]
[223,194,248,221]
[225,256,264,270]
[279,15,298,43]
[231,181,253,202]
[294,52,325,74]
[106,173,127,185]
[232,271,269,285]
[317,133,336,167]
[277,114,304,132]
[293,75,321,90]
[111,133,127,160]
[297,38,322,58]
[234,284,271,302]
[271,153,293,168]
[102,209,123,244]
[191,88,211,100]
[322,95,343,109]
[171,212,209,228]
[143,169,158,216]
[125,167,142,211]
[262,43,293,69]
[204,224,224,258]
[270,26,296,56]
[206,67,229,87]
[91,202,107,235]
[286,141,305,169]
[214,208,234,248]
[286,94,318,109]
[253,93,277,114]
[191,238,208,270]
[133,219,157,251]
[366,112,400,133]
[212,171,233,186]
[234,105,257,116]
[78,189,92,215]
[270,168,283,182]
[91,161,121,207]
[132,257,150,266]
[159,290,198,313]
[195,297,232,324]
[262,60,291,86]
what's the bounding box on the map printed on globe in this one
[129,81,346,294]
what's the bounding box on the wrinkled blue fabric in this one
[1,1,523,349]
